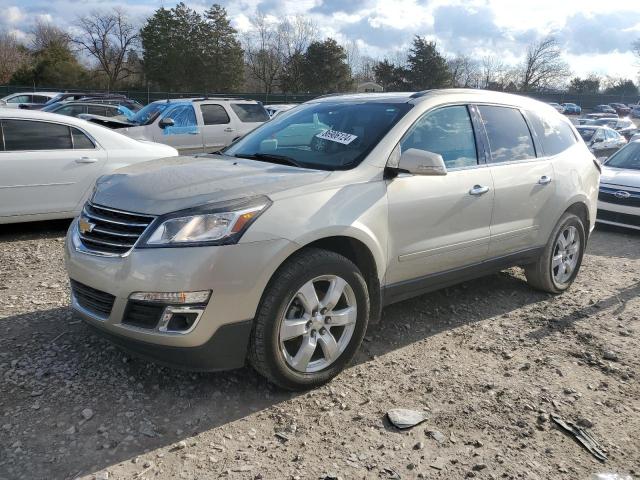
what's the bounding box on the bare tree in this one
[520,36,571,91]
[448,54,480,88]
[30,20,71,52]
[244,12,285,94]
[278,15,317,92]
[0,31,29,83]
[74,9,139,89]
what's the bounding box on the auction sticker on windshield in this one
[316,129,358,145]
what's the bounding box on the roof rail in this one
[191,97,251,102]
[410,90,432,99]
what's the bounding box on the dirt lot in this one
[0,221,638,480]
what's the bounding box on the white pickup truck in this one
[85,98,270,155]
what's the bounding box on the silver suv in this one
[65,90,600,390]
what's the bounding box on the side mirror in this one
[159,117,175,129]
[398,148,447,176]
[593,137,603,143]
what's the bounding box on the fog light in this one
[129,290,211,304]
[157,306,205,333]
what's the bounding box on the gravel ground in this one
[0,220,638,480]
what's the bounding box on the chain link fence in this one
[2,85,638,109]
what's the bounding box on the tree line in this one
[1,3,639,96]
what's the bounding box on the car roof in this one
[0,108,103,127]
[149,97,259,105]
[52,102,121,108]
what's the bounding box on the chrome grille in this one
[78,203,155,255]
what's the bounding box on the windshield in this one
[131,102,171,125]
[605,142,640,170]
[577,128,595,141]
[42,94,65,107]
[224,101,412,170]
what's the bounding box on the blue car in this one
[561,103,582,115]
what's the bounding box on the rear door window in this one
[87,105,108,116]
[230,103,269,122]
[2,120,72,151]
[400,105,478,169]
[7,95,30,104]
[200,104,230,125]
[478,105,536,163]
[527,111,577,156]
[56,105,87,117]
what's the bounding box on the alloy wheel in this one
[278,275,357,373]
[552,225,580,285]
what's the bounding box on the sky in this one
[2,0,640,80]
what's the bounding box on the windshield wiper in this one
[235,153,304,168]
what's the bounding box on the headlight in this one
[141,197,270,247]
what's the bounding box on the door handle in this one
[224,127,235,133]
[538,175,552,185]
[469,185,490,196]
[188,131,199,135]
[75,157,98,164]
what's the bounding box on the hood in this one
[93,154,331,215]
[601,166,640,189]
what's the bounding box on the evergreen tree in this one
[406,36,450,90]
[301,38,351,93]
[141,3,243,92]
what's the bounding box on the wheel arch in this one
[263,233,384,323]
[564,200,591,240]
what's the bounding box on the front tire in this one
[248,248,370,390]
[525,212,586,293]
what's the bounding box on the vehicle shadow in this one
[0,219,71,243]
[0,269,551,479]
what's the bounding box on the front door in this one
[153,104,203,155]
[386,105,494,287]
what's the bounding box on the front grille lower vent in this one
[78,203,155,255]
[70,280,116,318]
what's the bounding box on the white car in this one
[89,98,270,155]
[0,91,59,109]
[597,140,640,231]
[265,104,297,119]
[0,109,178,224]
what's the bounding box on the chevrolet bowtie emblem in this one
[78,217,96,234]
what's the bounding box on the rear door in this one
[477,105,556,256]
[386,104,494,286]
[198,103,236,152]
[0,119,107,217]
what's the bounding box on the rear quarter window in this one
[527,111,577,156]
[231,103,269,123]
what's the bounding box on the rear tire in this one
[248,248,370,390]
[525,212,586,294]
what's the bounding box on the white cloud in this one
[6,6,25,24]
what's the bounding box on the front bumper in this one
[65,219,298,369]
[597,201,640,231]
